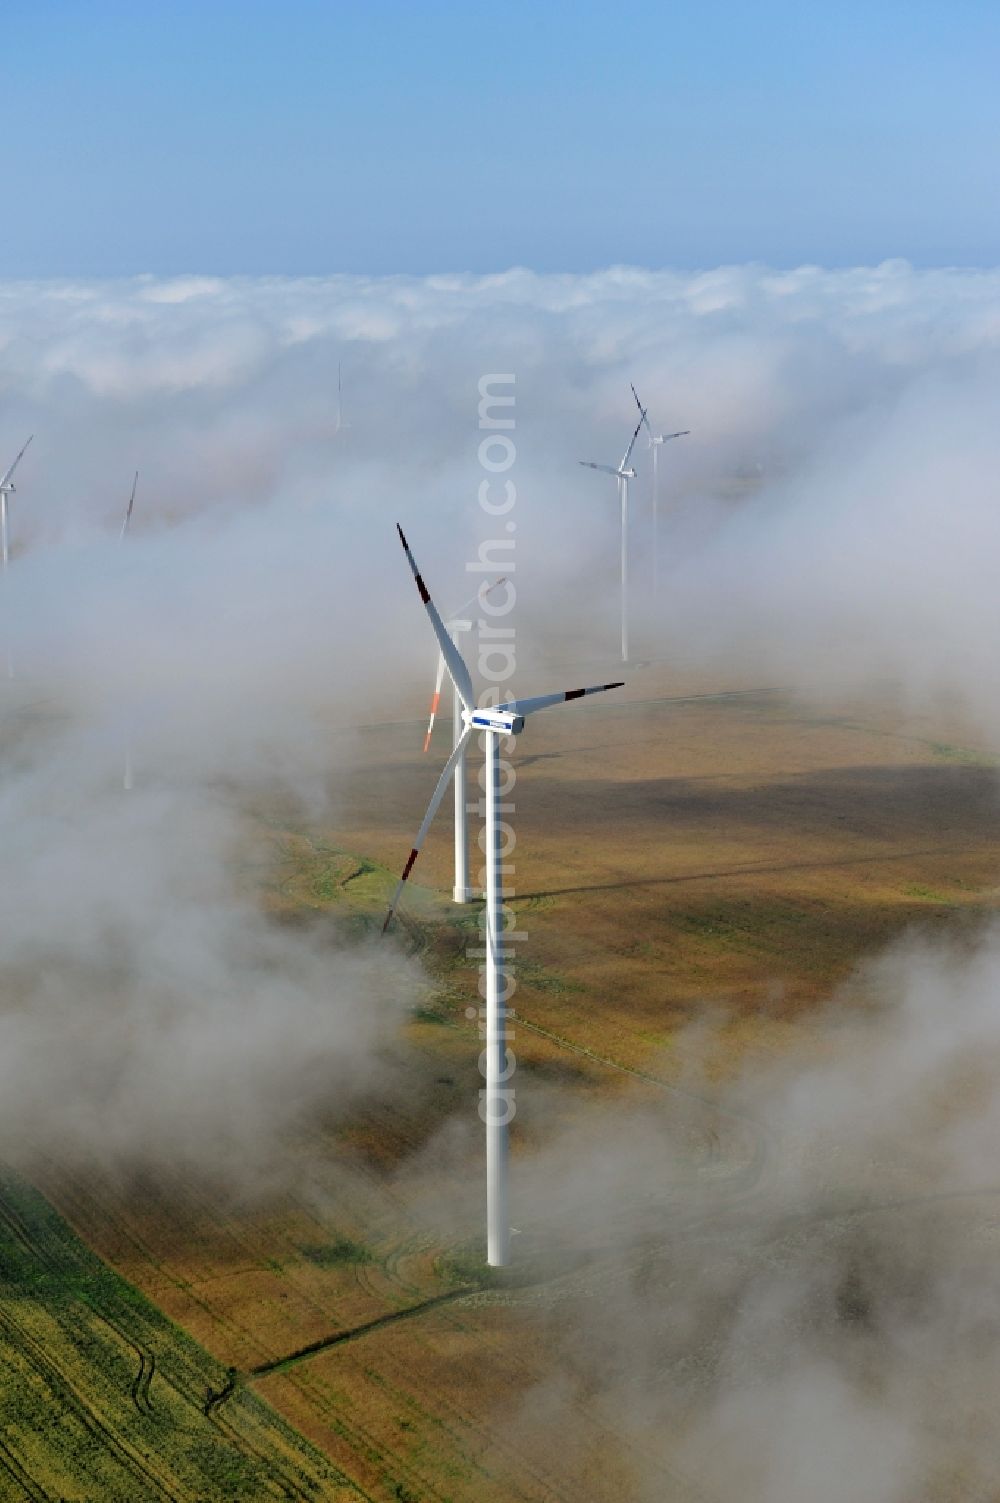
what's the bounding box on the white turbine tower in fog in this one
[631,384,689,595]
[0,435,34,679]
[334,361,347,436]
[385,525,623,1266]
[422,576,508,904]
[119,472,138,789]
[579,403,645,662]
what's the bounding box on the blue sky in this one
[2,0,999,275]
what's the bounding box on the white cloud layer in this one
[2,267,1000,1495]
[1,262,999,1152]
[4,260,1000,729]
[0,260,998,1162]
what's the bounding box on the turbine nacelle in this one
[466,707,525,737]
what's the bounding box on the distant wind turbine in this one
[385,525,623,1265]
[120,470,138,541]
[119,472,138,788]
[0,435,34,678]
[422,576,508,903]
[334,361,346,436]
[631,384,689,595]
[0,435,33,571]
[579,403,645,662]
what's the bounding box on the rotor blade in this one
[423,651,447,753]
[0,434,33,491]
[120,471,138,540]
[497,681,625,718]
[383,727,474,932]
[620,410,645,472]
[446,573,508,624]
[397,525,475,713]
[426,576,508,750]
[662,429,690,442]
[579,461,620,476]
[631,383,655,441]
[426,577,507,750]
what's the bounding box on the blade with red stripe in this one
[496,681,624,719]
[423,658,445,753]
[397,525,475,713]
[383,726,474,932]
[423,575,508,752]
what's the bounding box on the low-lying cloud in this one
[1,262,999,1165]
[506,927,1000,1502]
[0,739,413,1183]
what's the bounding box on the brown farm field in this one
[10,663,1000,1500]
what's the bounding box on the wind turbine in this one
[422,576,508,903]
[0,435,34,678]
[631,384,689,595]
[119,472,138,788]
[333,361,347,436]
[385,525,623,1265]
[579,403,646,662]
[120,470,138,541]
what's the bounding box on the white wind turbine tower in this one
[333,361,347,436]
[631,384,689,596]
[579,402,646,662]
[120,472,138,789]
[0,435,34,679]
[385,525,623,1266]
[422,575,508,904]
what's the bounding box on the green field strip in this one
[0,1170,364,1501]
